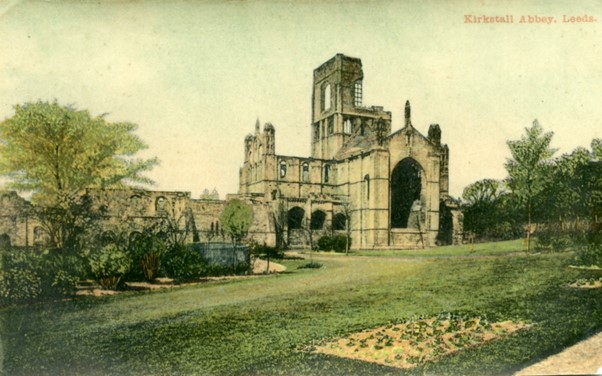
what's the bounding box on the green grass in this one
[1,241,601,375]
[348,239,525,257]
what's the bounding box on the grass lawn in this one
[1,241,601,375]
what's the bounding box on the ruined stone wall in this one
[189,198,276,247]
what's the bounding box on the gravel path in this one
[515,330,602,375]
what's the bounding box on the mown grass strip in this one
[1,245,600,375]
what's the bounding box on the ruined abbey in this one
[0,54,462,250]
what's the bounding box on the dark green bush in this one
[0,248,82,304]
[89,245,130,290]
[249,243,283,259]
[317,235,350,252]
[575,242,602,267]
[204,262,249,277]
[126,233,166,282]
[162,244,207,281]
[0,261,42,303]
[297,261,323,269]
[535,227,589,252]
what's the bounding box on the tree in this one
[340,198,353,255]
[220,199,253,244]
[505,119,556,251]
[0,101,158,248]
[461,179,513,239]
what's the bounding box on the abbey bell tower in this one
[311,54,363,159]
[311,54,391,160]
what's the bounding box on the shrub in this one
[162,244,207,281]
[204,262,249,277]
[37,250,83,297]
[298,261,323,269]
[317,235,350,252]
[535,227,589,252]
[89,245,130,290]
[250,243,283,259]
[127,233,166,282]
[575,242,602,267]
[0,264,42,304]
[0,249,83,305]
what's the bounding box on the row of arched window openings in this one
[280,161,331,183]
[314,117,366,140]
[320,80,362,112]
[287,207,347,231]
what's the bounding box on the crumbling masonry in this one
[0,54,462,250]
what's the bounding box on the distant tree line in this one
[462,120,602,252]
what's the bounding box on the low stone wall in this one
[190,242,248,267]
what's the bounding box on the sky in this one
[0,0,600,199]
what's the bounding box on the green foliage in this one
[317,235,350,252]
[298,261,323,269]
[0,101,158,250]
[0,267,41,304]
[0,248,82,304]
[220,199,253,243]
[249,243,282,259]
[161,243,207,281]
[505,119,556,227]
[0,101,158,206]
[88,245,130,290]
[575,242,602,267]
[461,179,522,240]
[127,232,166,282]
[204,262,249,276]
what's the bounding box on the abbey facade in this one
[0,54,461,250]
[239,54,462,249]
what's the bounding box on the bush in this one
[576,242,602,267]
[0,249,83,305]
[317,235,350,252]
[535,227,589,252]
[127,233,166,282]
[204,262,249,277]
[298,261,323,269]
[249,243,283,259]
[162,244,207,281]
[0,265,42,304]
[89,245,130,290]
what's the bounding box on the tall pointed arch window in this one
[322,84,331,111]
[279,160,287,178]
[354,80,363,107]
[323,164,331,183]
[302,162,309,182]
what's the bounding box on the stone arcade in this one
[0,54,462,250]
[238,54,462,249]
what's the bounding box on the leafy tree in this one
[462,179,507,238]
[0,101,158,248]
[220,199,253,244]
[542,147,591,227]
[505,120,556,251]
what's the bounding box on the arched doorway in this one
[287,207,305,229]
[287,207,306,247]
[390,158,423,228]
[310,210,326,230]
[333,213,347,230]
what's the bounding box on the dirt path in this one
[515,330,602,375]
[251,258,286,274]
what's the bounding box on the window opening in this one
[279,160,287,178]
[302,163,309,182]
[354,81,363,107]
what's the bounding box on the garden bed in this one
[312,314,530,369]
